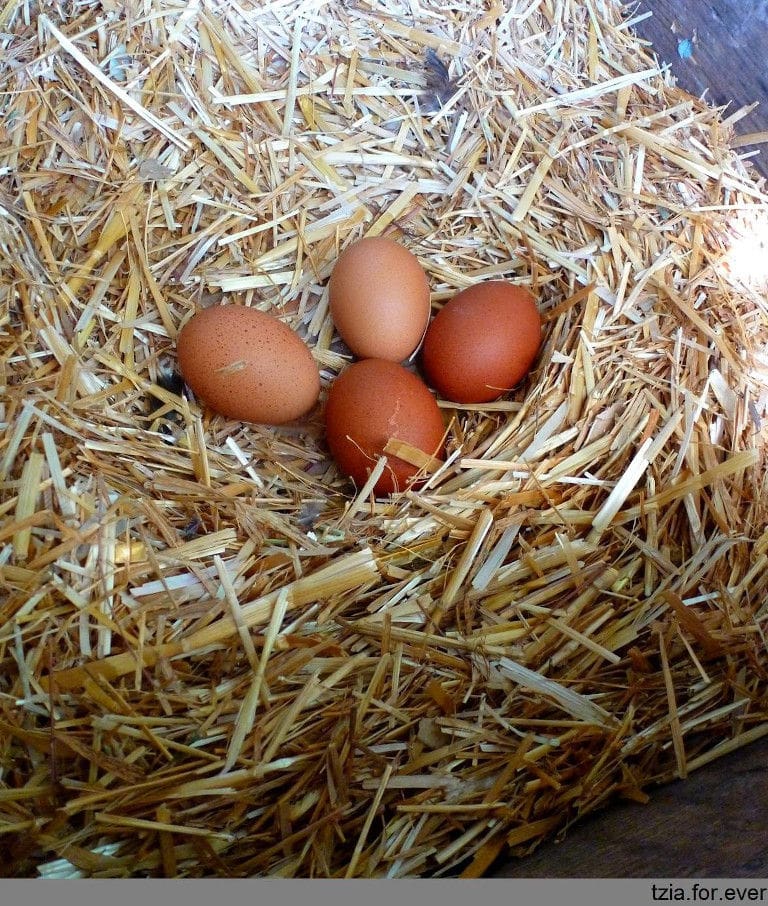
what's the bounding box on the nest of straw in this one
[2,0,768,879]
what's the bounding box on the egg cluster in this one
[176,236,542,496]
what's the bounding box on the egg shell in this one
[176,305,320,425]
[324,359,446,495]
[329,237,431,362]
[421,281,542,403]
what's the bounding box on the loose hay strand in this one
[223,588,290,773]
[2,0,768,880]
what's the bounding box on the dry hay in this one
[2,0,768,879]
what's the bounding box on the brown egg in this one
[421,281,542,403]
[329,237,431,362]
[176,305,320,425]
[325,359,446,495]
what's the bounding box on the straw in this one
[2,0,768,880]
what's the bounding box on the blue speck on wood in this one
[677,38,694,60]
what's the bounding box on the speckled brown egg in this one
[421,281,542,403]
[325,359,446,495]
[176,305,320,425]
[328,237,431,362]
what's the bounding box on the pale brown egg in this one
[324,359,446,495]
[328,236,431,362]
[176,305,320,425]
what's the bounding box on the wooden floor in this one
[633,0,768,178]
[494,1,768,878]
[493,736,768,878]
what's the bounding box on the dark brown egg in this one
[324,359,446,495]
[421,281,542,403]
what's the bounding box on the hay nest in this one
[2,0,768,879]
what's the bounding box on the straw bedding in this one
[2,0,768,879]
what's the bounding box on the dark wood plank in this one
[492,737,768,878]
[633,0,768,177]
